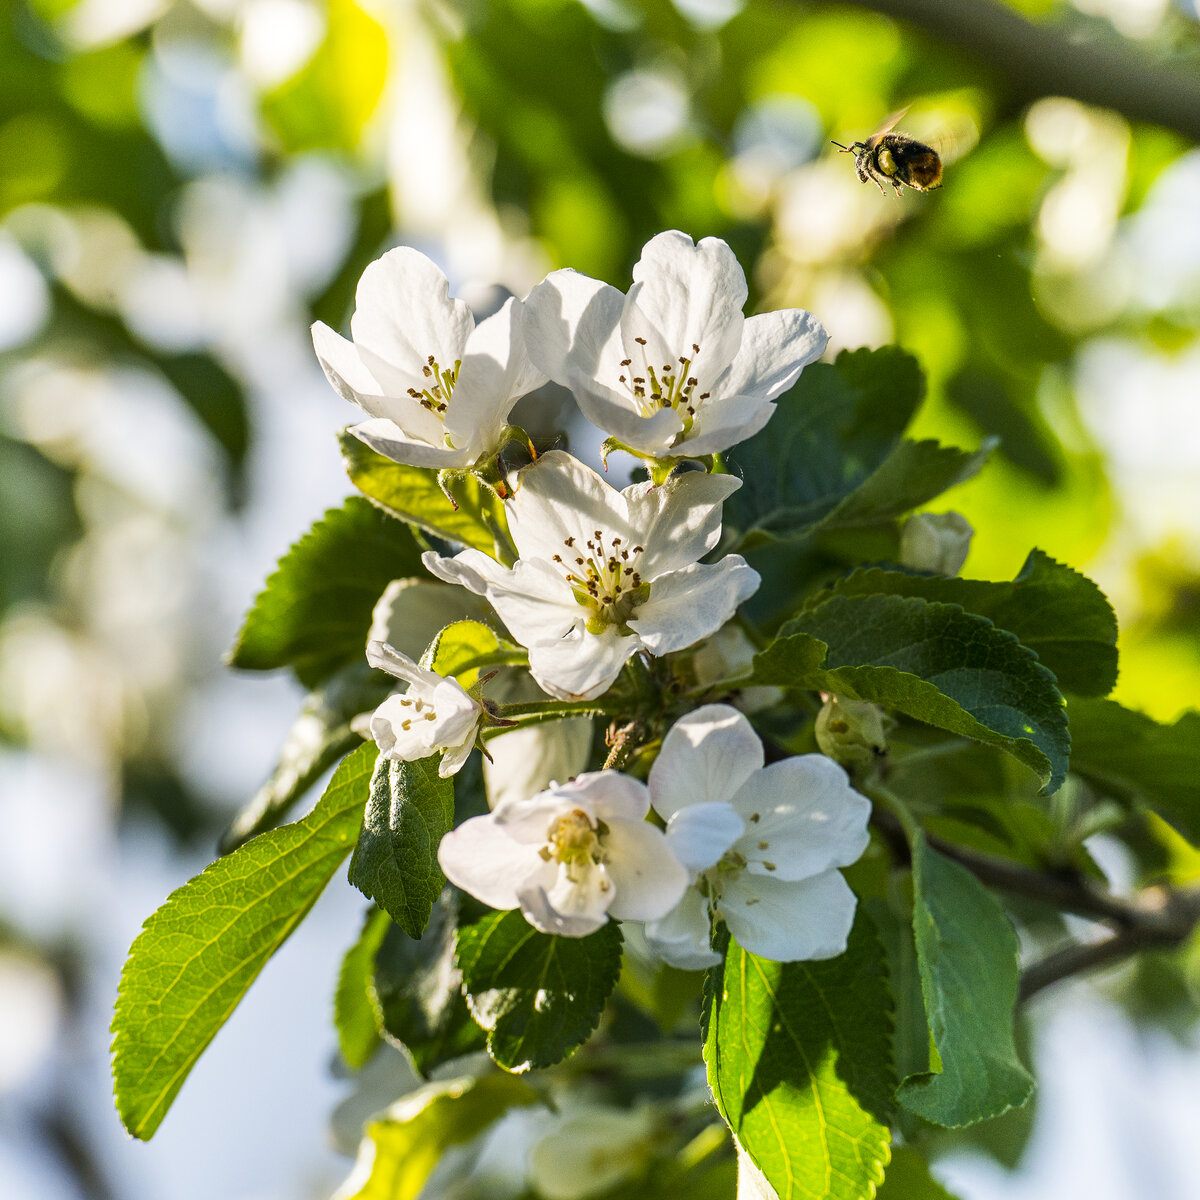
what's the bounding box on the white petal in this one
[507,450,633,564]
[728,756,871,881]
[429,677,483,744]
[522,270,684,454]
[519,860,613,937]
[421,547,504,597]
[445,298,545,451]
[483,559,580,649]
[717,308,828,404]
[563,770,651,823]
[311,322,392,409]
[644,888,720,970]
[350,246,473,381]
[366,641,439,687]
[648,704,764,820]
[721,869,857,962]
[437,815,543,910]
[526,623,637,701]
[603,819,688,921]
[370,694,438,759]
[665,802,746,871]
[628,558,760,655]
[623,469,741,579]
[350,418,473,470]
[624,232,747,387]
[437,738,475,777]
[674,395,776,458]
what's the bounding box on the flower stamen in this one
[405,353,462,416]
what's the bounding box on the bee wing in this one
[866,106,910,147]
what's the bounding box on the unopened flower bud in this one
[815,694,888,767]
[899,511,974,576]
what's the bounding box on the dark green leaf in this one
[456,908,623,1072]
[338,1074,541,1200]
[340,431,510,554]
[229,496,424,687]
[753,593,1071,791]
[349,755,455,938]
[876,1146,962,1199]
[703,914,894,1200]
[220,662,391,853]
[335,907,391,1070]
[897,835,1033,1126]
[1067,699,1200,843]
[111,743,376,1139]
[823,550,1119,697]
[372,891,485,1075]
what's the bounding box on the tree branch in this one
[837,0,1200,143]
[870,807,1200,999]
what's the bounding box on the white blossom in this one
[365,640,483,777]
[644,704,871,966]
[899,510,974,576]
[422,450,760,700]
[312,246,545,469]
[521,230,827,460]
[438,771,688,937]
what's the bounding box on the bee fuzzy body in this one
[837,132,943,198]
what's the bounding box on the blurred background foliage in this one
[3,0,1200,1196]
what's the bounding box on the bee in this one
[831,108,943,197]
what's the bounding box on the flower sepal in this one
[599,435,720,485]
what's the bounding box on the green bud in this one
[899,511,974,576]
[815,694,888,768]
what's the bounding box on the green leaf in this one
[823,550,1118,697]
[754,593,1071,792]
[456,908,623,1072]
[876,1146,962,1199]
[348,755,455,938]
[335,907,391,1070]
[229,496,424,687]
[1067,699,1200,843]
[111,743,376,1139]
[426,618,523,685]
[219,662,391,853]
[337,1074,541,1200]
[702,914,895,1200]
[897,835,1033,1127]
[727,347,984,544]
[372,890,485,1074]
[340,430,510,554]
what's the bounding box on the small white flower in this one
[422,450,760,700]
[312,246,545,469]
[438,771,688,937]
[365,640,483,777]
[899,510,974,576]
[644,704,871,967]
[522,229,827,460]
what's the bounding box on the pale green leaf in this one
[336,1074,540,1200]
[111,743,376,1139]
[340,431,510,554]
[703,915,894,1200]
[876,1146,962,1199]
[335,907,390,1070]
[897,835,1033,1126]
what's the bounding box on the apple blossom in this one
[422,450,760,700]
[644,705,871,967]
[365,639,483,777]
[521,230,827,461]
[438,771,688,937]
[311,246,545,469]
[899,510,974,575]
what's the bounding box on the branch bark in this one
[837,0,1200,143]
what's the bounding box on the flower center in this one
[616,337,712,425]
[540,809,610,883]
[405,353,461,418]
[391,689,442,734]
[550,530,651,635]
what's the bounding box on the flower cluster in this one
[315,231,874,964]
